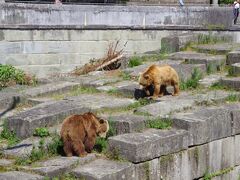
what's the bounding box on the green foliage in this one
[203,167,234,180]
[105,147,125,161]
[146,117,172,129]
[209,82,226,90]
[228,66,235,77]
[70,86,100,95]
[15,135,64,166]
[219,0,232,4]
[226,94,240,102]
[0,121,19,147]
[128,57,143,67]
[94,137,108,153]
[197,33,226,44]
[180,68,203,90]
[33,128,50,137]
[47,134,64,156]
[94,120,116,153]
[207,63,215,74]
[119,72,131,81]
[126,98,153,110]
[0,64,36,88]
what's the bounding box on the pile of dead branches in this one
[73,41,125,76]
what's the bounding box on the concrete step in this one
[136,90,234,117]
[124,63,206,81]
[227,51,240,65]
[173,104,240,146]
[7,94,135,139]
[199,74,226,88]
[220,77,240,90]
[192,43,240,55]
[97,81,139,98]
[168,51,226,73]
[102,114,148,135]
[0,171,44,180]
[26,154,96,178]
[230,63,240,76]
[108,128,188,163]
[23,81,80,97]
[72,159,134,180]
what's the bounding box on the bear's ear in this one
[99,119,105,124]
[144,74,149,79]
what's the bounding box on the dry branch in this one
[73,41,125,75]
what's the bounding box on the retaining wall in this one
[0,3,239,77]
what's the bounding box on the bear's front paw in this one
[79,151,88,157]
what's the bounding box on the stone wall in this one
[0,3,233,29]
[0,3,238,78]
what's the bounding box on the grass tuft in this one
[128,57,143,67]
[146,117,172,129]
[0,121,19,147]
[180,68,203,90]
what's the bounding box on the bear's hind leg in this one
[173,82,180,96]
[72,139,87,157]
[63,140,73,157]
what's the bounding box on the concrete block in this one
[0,171,44,180]
[230,63,240,76]
[104,114,147,135]
[226,51,240,65]
[23,81,80,97]
[108,128,188,163]
[137,98,195,117]
[199,74,225,88]
[187,144,209,179]
[7,94,135,138]
[225,104,240,135]
[159,150,191,180]
[220,77,240,90]
[0,42,22,54]
[29,155,96,177]
[192,43,240,55]
[221,137,234,169]
[134,159,161,180]
[0,159,13,166]
[234,135,240,166]
[3,30,33,41]
[72,159,135,180]
[173,107,232,146]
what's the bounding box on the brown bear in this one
[138,64,180,99]
[60,112,109,157]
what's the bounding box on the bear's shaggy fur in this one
[60,112,109,157]
[138,64,180,99]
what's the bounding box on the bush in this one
[128,57,143,67]
[0,64,36,88]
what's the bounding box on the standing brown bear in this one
[139,64,180,100]
[60,112,109,157]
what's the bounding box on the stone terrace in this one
[1,36,240,180]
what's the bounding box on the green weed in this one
[203,167,233,180]
[119,72,132,81]
[128,57,143,67]
[180,68,203,90]
[226,94,240,102]
[15,135,64,166]
[93,120,116,153]
[146,117,172,129]
[33,128,50,137]
[0,121,19,147]
[0,64,36,88]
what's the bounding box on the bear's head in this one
[97,118,109,138]
[138,73,153,87]
[85,112,109,138]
